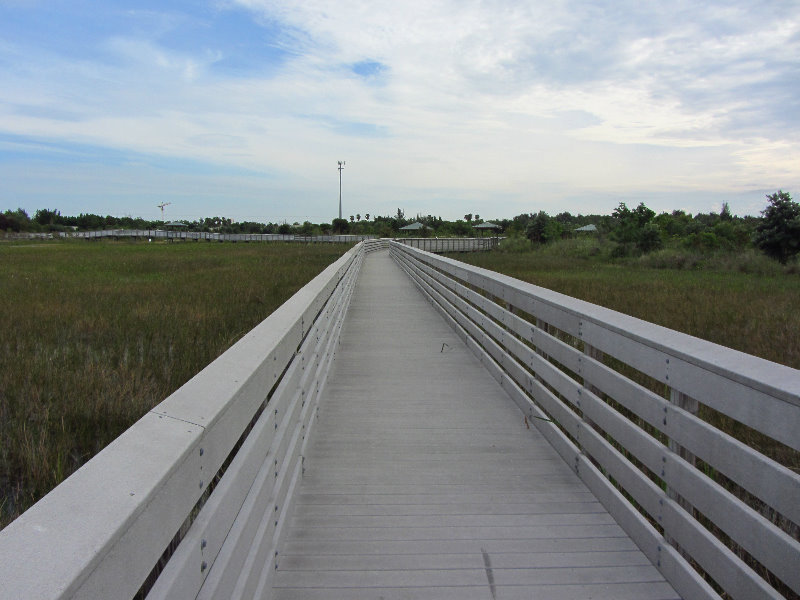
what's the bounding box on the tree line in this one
[2,190,798,263]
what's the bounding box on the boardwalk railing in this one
[67,230,376,243]
[391,242,800,600]
[395,236,500,252]
[0,243,368,600]
[3,231,490,252]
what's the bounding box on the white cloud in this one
[0,0,798,220]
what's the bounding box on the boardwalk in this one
[272,250,681,600]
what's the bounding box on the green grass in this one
[0,240,348,529]
[457,238,800,370]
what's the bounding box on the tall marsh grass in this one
[0,240,348,528]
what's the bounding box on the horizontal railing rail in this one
[394,236,501,252]
[391,241,800,600]
[361,237,391,252]
[0,242,366,600]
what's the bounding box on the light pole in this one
[338,160,346,220]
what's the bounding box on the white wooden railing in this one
[68,230,376,243]
[391,242,800,600]
[0,242,369,600]
[395,236,500,252]
[3,232,491,252]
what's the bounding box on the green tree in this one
[34,208,61,227]
[331,218,349,234]
[526,211,562,244]
[753,190,800,264]
[610,202,662,255]
[1,208,32,232]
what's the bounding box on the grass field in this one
[0,240,348,529]
[453,239,800,370]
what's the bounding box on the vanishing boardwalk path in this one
[272,251,680,600]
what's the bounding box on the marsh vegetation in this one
[0,240,347,528]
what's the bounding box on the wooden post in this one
[533,318,550,383]
[582,343,604,427]
[580,343,606,474]
[665,389,699,556]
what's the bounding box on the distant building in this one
[399,222,425,231]
[473,221,501,236]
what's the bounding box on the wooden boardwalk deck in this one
[272,250,681,600]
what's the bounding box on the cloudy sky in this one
[1,0,798,223]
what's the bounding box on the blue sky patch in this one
[351,60,386,79]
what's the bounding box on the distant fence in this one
[394,236,500,252]
[1,230,375,242]
[391,241,800,600]
[69,230,376,243]
[2,231,498,252]
[1,232,57,240]
[0,242,367,600]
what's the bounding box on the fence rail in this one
[391,241,800,600]
[0,242,366,600]
[394,236,500,252]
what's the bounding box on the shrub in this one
[498,235,531,253]
[753,190,800,264]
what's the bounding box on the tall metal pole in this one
[338,160,345,220]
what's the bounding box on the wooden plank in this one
[273,564,665,588]
[294,501,605,517]
[272,582,680,600]
[294,491,597,505]
[278,550,652,571]
[280,537,640,559]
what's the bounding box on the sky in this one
[1,0,798,223]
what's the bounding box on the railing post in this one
[665,389,698,556]
[533,318,550,383]
[581,343,604,419]
[579,342,605,473]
